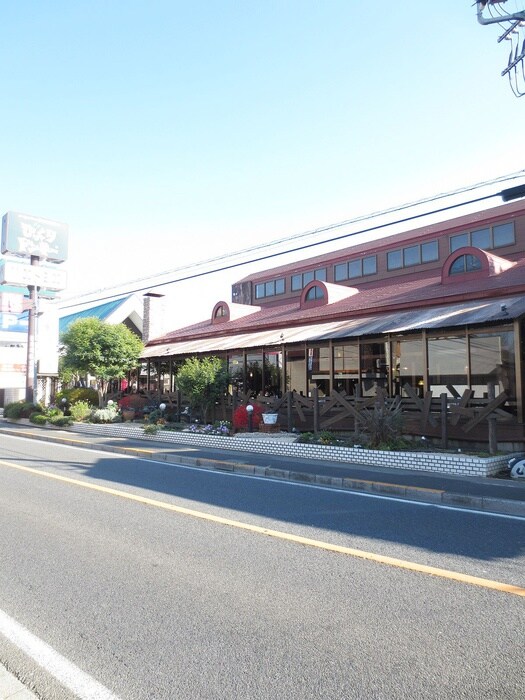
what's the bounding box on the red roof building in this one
[143,199,525,439]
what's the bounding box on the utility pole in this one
[25,255,39,403]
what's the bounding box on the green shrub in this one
[29,412,48,425]
[69,400,92,422]
[360,401,404,449]
[297,432,315,443]
[56,388,98,407]
[4,401,42,419]
[48,415,74,427]
[46,407,63,418]
[143,423,159,435]
[318,430,337,445]
[90,405,121,423]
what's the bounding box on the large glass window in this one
[334,344,359,395]
[307,346,330,397]
[286,348,307,395]
[228,353,244,393]
[428,335,468,397]
[393,338,425,396]
[246,352,263,397]
[470,331,516,403]
[360,341,389,396]
[263,350,282,397]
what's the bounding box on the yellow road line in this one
[2,458,524,598]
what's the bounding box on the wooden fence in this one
[112,381,520,452]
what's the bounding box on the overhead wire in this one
[58,171,525,310]
[60,169,525,306]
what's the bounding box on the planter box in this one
[261,413,279,425]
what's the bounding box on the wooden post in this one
[354,384,361,436]
[313,386,320,434]
[287,390,293,432]
[440,393,448,449]
[488,382,497,455]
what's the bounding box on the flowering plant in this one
[232,403,264,430]
[184,420,231,436]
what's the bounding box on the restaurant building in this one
[142,199,525,442]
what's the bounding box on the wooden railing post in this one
[440,393,448,449]
[354,384,361,436]
[488,382,498,455]
[313,386,320,434]
[287,391,293,432]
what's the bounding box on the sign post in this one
[1,211,68,404]
[25,256,39,403]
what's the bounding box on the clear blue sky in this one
[1,1,524,329]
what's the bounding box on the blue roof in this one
[59,297,129,335]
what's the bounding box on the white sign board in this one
[0,259,67,291]
[2,212,68,262]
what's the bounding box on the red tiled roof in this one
[149,254,525,346]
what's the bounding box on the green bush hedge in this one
[56,388,98,407]
[48,414,74,427]
[29,412,47,425]
[4,401,43,419]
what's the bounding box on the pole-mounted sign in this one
[2,211,68,262]
[1,211,69,403]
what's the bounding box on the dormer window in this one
[449,254,482,275]
[212,302,230,324]
[442,245,514,285]
[305,286,325,302]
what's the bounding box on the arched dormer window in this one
[449,253,482,275]
[300,280,359,308]
[441,246,492,285]
[211,302,230,324]
[301,281,328,308]
[305,286,325,302]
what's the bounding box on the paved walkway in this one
[1,420,524,515]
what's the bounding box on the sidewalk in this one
[1,420,525,516]
[0,664,38,700]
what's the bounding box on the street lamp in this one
[159,403,166,419]
[246,404,254,433]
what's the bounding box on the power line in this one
[62,169,525,306]
[59,181,525,311]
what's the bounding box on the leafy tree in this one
[60,318,144,407]
[175,356,229,423]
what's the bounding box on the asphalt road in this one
[1,433,524,699]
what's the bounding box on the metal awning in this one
[141,296,525,359]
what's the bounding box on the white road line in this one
[0,609,121,700]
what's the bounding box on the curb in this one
[0,664,38,699]
[2,426,524,516]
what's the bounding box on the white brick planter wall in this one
[68,423,514,477]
